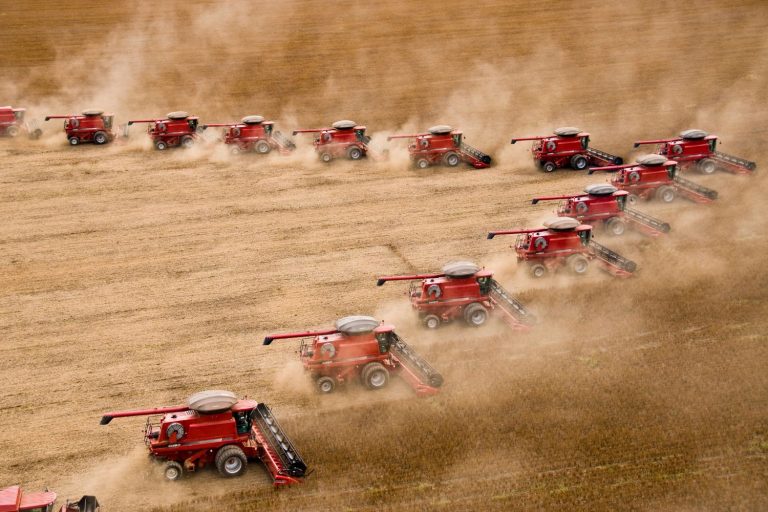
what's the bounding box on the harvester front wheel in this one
[155,140,168,150]
[570,154,588,170]
[529,263,548,278]
[164,461,183,481]
[320,152,332,163]
[568,254,590,275]
[542,161,557,173]
[230,146,241,155]
[656,186,676,203]
[215,446,247,478]
[93,131,108,145]
[443,152,460,167]
[606,217,626,236]
[362,362,389,390]
[255,141,271,154]
[6,125,19,137]
[423,314,440,329]
[316,376,336,394]
[463,303,488,327]
[347,146,363,160]
[180,135,194,149]
[415,158,430,169]
[68,136,79,146]
[697,158,717,174]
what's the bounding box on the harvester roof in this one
[442,260,480,278]
[428,124,453,135]
[242,115,265,125]
[335,315,380,335]
[167,111,190,120]
[554,126,581,137]
[332,120,357,130]
[82,109,104,116]
[584,184,618,196]
[636,154,668,166]
[543,217,581,231]
[679,129,708,140]
[187,390,238,414]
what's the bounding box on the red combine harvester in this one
[0,106,41,139]
[127,111,199,150]
[0,486,99,512]
[264,316,443,396]
[44,110,116,145]
[292,120,371,162]
[531,184,671,237]
[589,154,718,205]
[510,126,623,172]
[376,261,534,330]
[387,125,492,169]
[488,217,637,278]
[100,390,307,485]
[202,115,295,155]
[634,129,756,175]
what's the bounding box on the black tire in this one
[415,158,430,169]
[423,314,440,329]
[215,445,247,478]
[542,161,557,173]
[316,376,336,394]
[463,303,488,327]
[697,158,717,175]
[347,146,363,160]
[180,135,194,149]
[93,131,108,145]
[606,217,626,236]
[155,140,168,150]
[255,140,271,154]
[6,125,20,137]
[164,461,183,481]
[529,263,547,278]
[568,254,590,275]
[656,186,676,203]
[443,152,460,167]
[320,152,332,163]
[571,154,588,170]
[361,362,389,390]
[68,136,79,146]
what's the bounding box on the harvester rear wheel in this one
[93,131,108,145]
[347,146,363,160]
[443,152,460,167]
[606,217,626,236]
[361,362,389,390]
[316,376,336,394]
[69,136,79,146]
[570,154,588,170]
[215,446,247,478]
[423,314,440,329]
[255,140,271,154]
[697,158,717,174]
[320,152,332,163]
[164,461,183,481]
[529,263,548,278]
[542,161,557,173]
[415,158,430,169]
[6,125,19,137]
[463,303,488,327]
[180,135,194,149]
[656,186,676,203]
[155,140,168,150]
[230,146,241,155]
[568,254,590,275]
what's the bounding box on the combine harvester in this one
[264,316,443,396]
[44,110,117,145]
[202,115,295,155]
[376,261,534,330]
[531,184,670,237]
[100,390,307,484]
[292,120,373,162]
[0,486,99,511]
[0,106,41,139]
[634,129,756,175]
[589,154,718,205]
[488,217,637,279]
[510,126,623,172]
[387,125,491,169]
[127,111,200,150]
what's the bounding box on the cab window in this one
[616,195,627,211]
[452,133,462,147]
[578,230,591,246]
[666,165,676,178]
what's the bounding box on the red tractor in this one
[100,390,307,485]
[292,120,371,162]
[264,316,443,396]
[376,261,534,330]
[202,115,295,155]
[0,486,99,512]
[127,111,200,150]
[510,126,623,172]
[589,154,718,205]
[634,129,756,175]
[488,217,637,279]
[44,110,116,145]
[387,125,492,169]
[0,106,41,139]
[531,184,671,237]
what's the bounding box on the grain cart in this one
[634,129,756,175]
[264,316,443,396]
[127,111,200,150]
[532,184,671,237]
[488,217,637,278]
[376,261,534,330]
[510,126,623,172]
[100,390,307,485]
[387,125,492,169]
[0,486,99,512]
[202,115,295,155]
[0,106,42,139]
[589,154,718,205]
[292,120,371,162]
[44,110,116,145]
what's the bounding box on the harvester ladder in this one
[460,142,492,165]
[589,240,637,274]
[251,403,307,481]
[673,175,718,200]
[488,279,535,326]
[586,147,623,165]
[623,208,671,233]
[390,333,443,389]
[272,130,296,150]
[713,151,756,171]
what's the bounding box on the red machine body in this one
[532,184,671,237]
[634,129,756,175]
[376,261,534,330]
[264,316,443,396]
[589,154,718,204]
[510,126,623,172]
[127,111,199,150]
[292,120,371,162]
[0,107,41,139]
[44,110,115,145]
[100,393,307,485]
[387,125,492,169]
[488,217,637,278]
[203,115,295,155]
[0,486,98,512]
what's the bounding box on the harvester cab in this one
[532,184,671,237]
[488,217,637,278]
[634,128,756,175]
[292,119,370,162]
[589,154,718,204]
[0,106,42,139]
[376,261,534,330]
[100,390,307,485]
[510,126,623,172]
[387,124,492,169]
[0,486,99,512]
[43,110,115,146]
[264,316,443,396]
[127,111,199,150]
[202,115,296,155]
